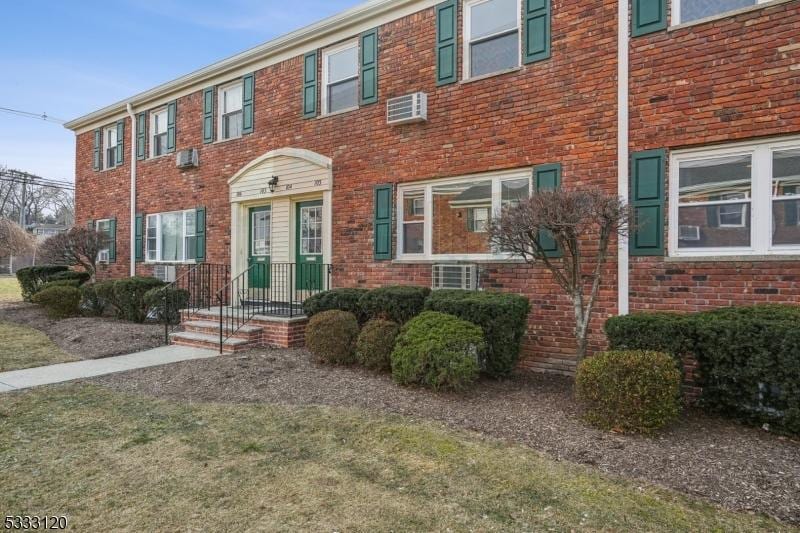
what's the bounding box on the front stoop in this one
[170,309,308,353]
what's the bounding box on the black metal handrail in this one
[157,263,231,344]
[215,262,332,353]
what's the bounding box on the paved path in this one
[0,345,218,392]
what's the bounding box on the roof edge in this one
[64,0,423,131]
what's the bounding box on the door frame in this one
[248,205,272,290]
[294,199,325,291]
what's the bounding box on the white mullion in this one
[424,185,433,258]
[752,146,768,254]
[396,187,405,257]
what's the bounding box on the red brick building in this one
[65,0,800,372]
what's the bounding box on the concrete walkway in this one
[0,345,218,393]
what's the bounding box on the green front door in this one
[295,200,324,291]
[248,206,271,292]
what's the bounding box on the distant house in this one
[27,223,68,242]
[0,224,68,275]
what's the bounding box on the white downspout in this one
[617,0,630,315]
[126,103,137,277]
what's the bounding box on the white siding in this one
[230,155,331,203]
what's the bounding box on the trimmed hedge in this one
[355,319,400,372]
[305,310,360,365]
[391,311,483,391]
[359,285,430,324]
[424,290,530,378]
[303,288,369,322]
[16,265,68,301]
[31,285,82,319]
[604,305,800,435]
[49,270,91,286]
[144,286,190,325]
[93,280,119,317]
[113,277,165,323]
[40,279,82,291]
[576,350,682,434]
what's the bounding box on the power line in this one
[0,106,67,125]
[0,169,75,191]
[0,177,74,191]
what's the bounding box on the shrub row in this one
[16,265,69,301]
[94,277,166,323]
[304,286,529,378]
[31,285,82,318]
[605,305,800,435]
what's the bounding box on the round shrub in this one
[355,319,400,372]
[303,288,369,322]
[359,285,430,324]
[305,310,360,365]
[144,286,190,324]
[391,311,483,392]
[16,265,69,301]
[113,276,165,323]
[93,280,120,317]
[575,350,682,434]
[31,285,82,319]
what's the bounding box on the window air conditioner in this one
[432,264,480,291]
[387,92,428,125]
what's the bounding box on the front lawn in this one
[0,321,77,372]
[0,385,788,531]
[0,276,21,302]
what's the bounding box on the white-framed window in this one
[145,210,197,263]
[672,0,771,25]
[669,136,800,256]
[103,125,117,169]
[299,205,323,255]
[218,81,243,140]
[322,40,359,115]
[397,169,532,260]
[96,219,112,263]
[150,107,168,157]
[463,0,521,80]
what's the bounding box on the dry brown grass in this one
[0,385,790,532]
[0,321,77,371]
[0,276,21,302]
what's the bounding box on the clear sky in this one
[0,0,362,183]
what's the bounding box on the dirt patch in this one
[90,347,800,524]
[0,302,163,359]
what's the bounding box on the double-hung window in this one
[464,0,521,79]
[103,126,117,169]
[670,136,800,256]
[322,40,359,115]
[96,219,112,262]
[150,108,168,157]
[673,0,771,25]
[397,169,532,259]
[219,82,243,140]
[145,210,197,263]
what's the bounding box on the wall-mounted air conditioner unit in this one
[176,148,199,169]
[432,264,480,291]
[97,250,110,264]
[153,264,176,283]
[679,225,700,241]
[387,92,428,125]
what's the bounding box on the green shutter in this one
[534,163,562,258]
[242,73,255,134]
[523,0,551,64]
[93,129,101,170]
[630,149,665,256]
[136,112,146,160]
[135,213,144,262]
[632,0,667,37]
[108,218,117,263]
[203,87,215,144]
[303,51,318,119]
[195,207,206,262]
[166,100,177,153]
[360,28,379,105]
[115,120,124,166]
[435,0,458,86]
[373,184,393,260]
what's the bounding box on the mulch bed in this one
[90,347,800,524]
[0,302,163,359]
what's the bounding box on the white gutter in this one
[617,0,630,315]
[126,103,137,277]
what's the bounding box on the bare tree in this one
[38,227,104,280]
[0,218,35,256]
[488,188,630,363]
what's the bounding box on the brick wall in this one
[629,0,800,315]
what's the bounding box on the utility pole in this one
[18,175,27,227]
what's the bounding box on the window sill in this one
[392,257,527,265]
[665,253,800,262]
[146,152,173,162]
[98,165,121,173]
[319,106,360,119]
[460,66,522,85]
[668,0,792,31]
[144,260,197,265]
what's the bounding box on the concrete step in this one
[182,320,263,340]
[170,331,252,353]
